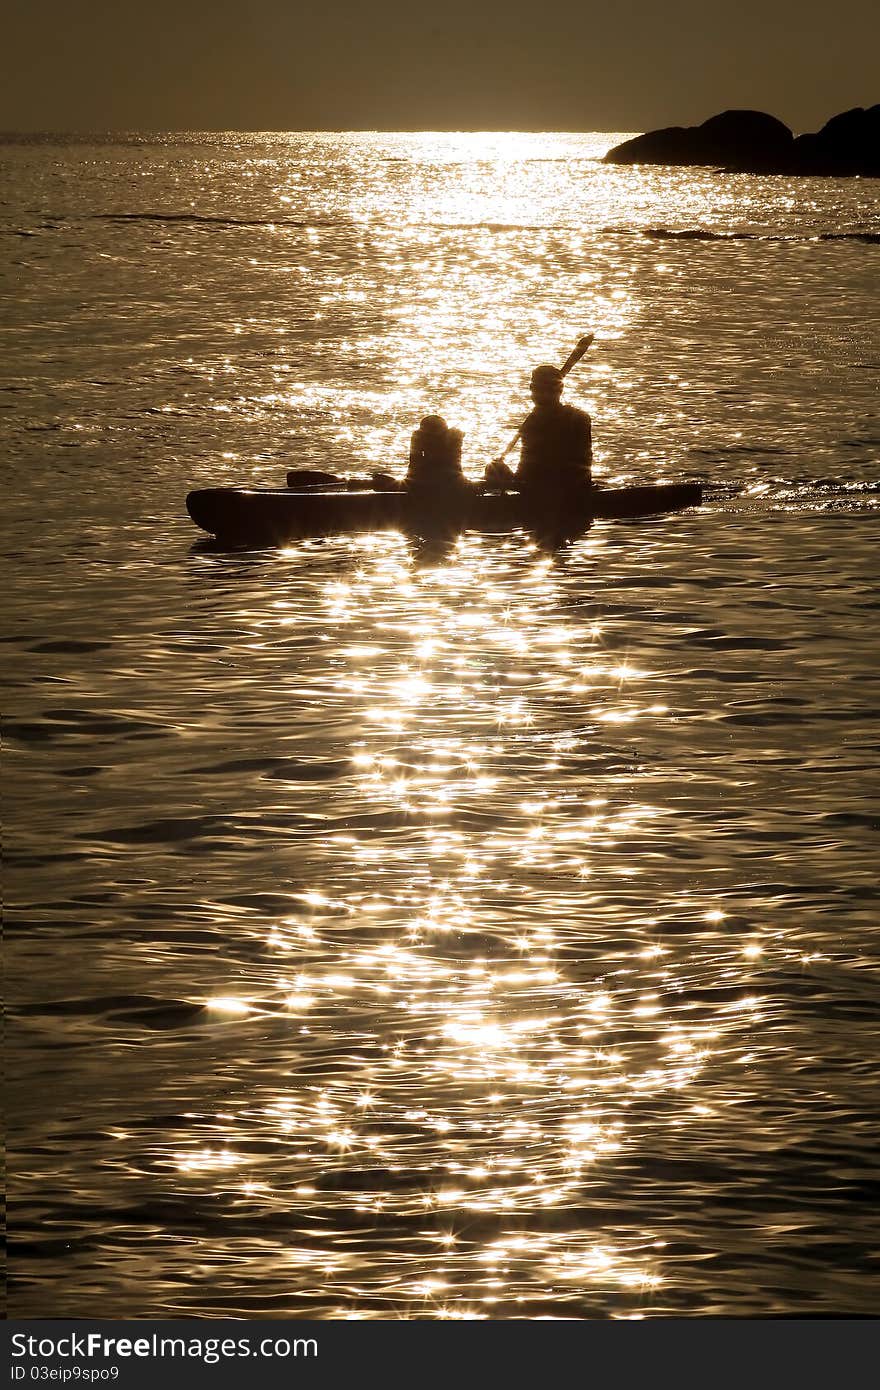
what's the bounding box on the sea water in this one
[3,132,879,1317]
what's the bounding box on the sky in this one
[4,0,878,133]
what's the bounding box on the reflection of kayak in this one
[186,482,703,546]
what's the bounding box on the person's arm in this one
[484,457,517,488]
[371,471,404,491]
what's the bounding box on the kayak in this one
[187,482,703,545]
[186,481,702,546]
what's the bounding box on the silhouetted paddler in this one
[486,364,592,496]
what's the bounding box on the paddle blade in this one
[560,333,595,377]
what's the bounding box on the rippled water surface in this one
[3,132,879,1318]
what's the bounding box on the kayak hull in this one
[186,482,703,546]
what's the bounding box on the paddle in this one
[491,332,595,471]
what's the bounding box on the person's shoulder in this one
[565,402,591,420]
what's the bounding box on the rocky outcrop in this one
[604,106,880,177]
[793,106,880,175]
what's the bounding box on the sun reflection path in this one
[169,533,795,1316]
[218,141,647,488]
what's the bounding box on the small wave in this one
[633,227,879,244]
[94,212,313,229]
[15,994,206,1028]
[95,214,565,233]
[642,227,767,241]
[819,232,880,244]
[32,212,551,235]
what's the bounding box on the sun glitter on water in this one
[162,530,799,1316]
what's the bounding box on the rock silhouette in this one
[604,106,880,177]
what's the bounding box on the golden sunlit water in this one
[3,132,879,1318]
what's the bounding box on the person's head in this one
[530,364,564,406]
[419,414,448,434]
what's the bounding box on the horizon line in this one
[0,126,632,136]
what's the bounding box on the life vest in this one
[406,423,464,488]
[518,403,592,493]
